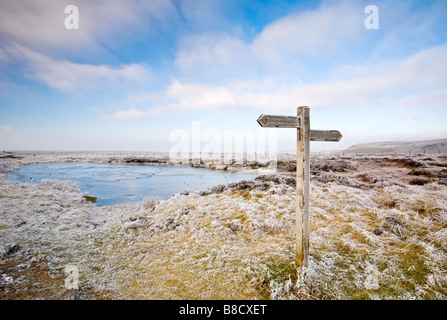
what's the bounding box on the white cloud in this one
[174,0,364,79]
[104,105,168,120]
[105,43,447,120]
[0,0,177,58]
[174,42,447,111]
[250,0,363,66]
[165,80,237,110]
[175,34,252,74]
[0,43,152,91]
[105,108,148,120]
[0,125,13,133]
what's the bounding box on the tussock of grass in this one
[256,182,447,300]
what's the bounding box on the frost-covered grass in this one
[109,181,447,300]
[1,153,447,299]
[284,184,447,300]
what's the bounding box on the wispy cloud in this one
[0,43,153,91]
[0,0,178,59]
[175,34,252,77]
[106,43,447,120]
[104,108,149,120]
[0,125,13,133]
[174,0,365,81]
[251,0,363,66]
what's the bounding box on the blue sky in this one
[0,0,446,152]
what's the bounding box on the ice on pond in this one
[5,162,257,206]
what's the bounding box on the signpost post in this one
[257,106,342,267]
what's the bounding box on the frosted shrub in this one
[260,218,285,234]
[141,196,159,212]
[269,278,297,300]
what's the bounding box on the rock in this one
[82,196,98,203]
[180,206,191,215]
[165,218,178,230]
[385,216,404,227]
[373,226,403,239]
[229,223,242,232]
[355,173,379,184]
[199,190,212,196]
[15,221,26,227]
[2,243,20,258]
[86,220,99,227]
[409,177,430,185]
[180,189,192,196]
[210,184,226,193]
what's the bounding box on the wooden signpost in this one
[257,106,342,267]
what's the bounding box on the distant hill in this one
[342,138,447,154]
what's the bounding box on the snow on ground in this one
[1,152,446,299]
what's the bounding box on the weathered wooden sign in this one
[257,106,342,267]
[257,114,300,128]
[257,114,342,142]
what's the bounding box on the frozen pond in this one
[5,162,257,206]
